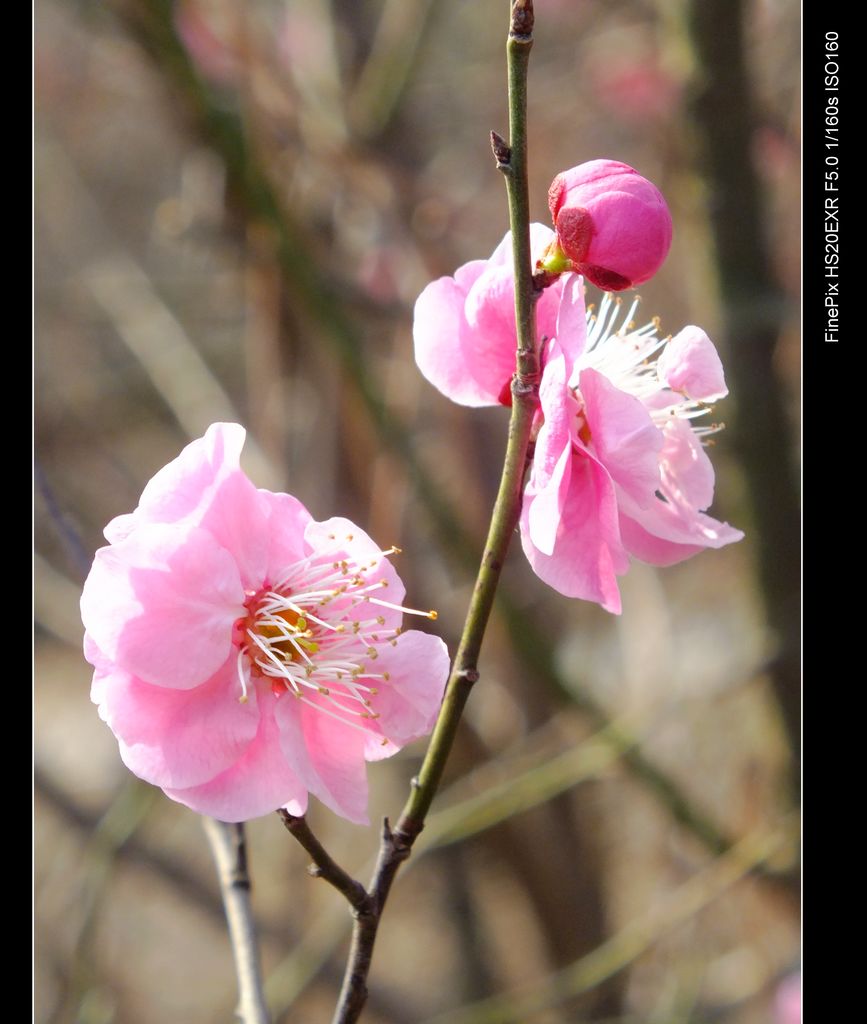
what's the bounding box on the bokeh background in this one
[34,1,800,1022]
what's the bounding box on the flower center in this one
[246,602,319,667]
[232,538,436,741]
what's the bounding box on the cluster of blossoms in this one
[80,424,449,823]
[414,160,742,613]
[81,159,741,825]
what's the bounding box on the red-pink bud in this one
[547,159,672,291]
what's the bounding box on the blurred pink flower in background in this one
[81,424,449,824]
[174,0,240,85]
[590,59,680,123]
[546,159,673,291]
[774,972,802,1024]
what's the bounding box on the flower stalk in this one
[329,3,541,1020]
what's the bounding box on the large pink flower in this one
[81,423,450,824]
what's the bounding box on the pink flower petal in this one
[258,489,314,585]
[413,262,506,407]
[164,697,309,822]
[618,513,705,566]
[527,444,572,557]
[554,273,588,365]
[488,223,556,267]
[521,450,627,613]
[275,698,370,824]
[81,522,244,690]
[660,418,716,510]
[99,658,260,789]
[579,367,662,509]
[619,504,743,565]
[532,344,578,486]
[133,423,269,588]
[657,326,728,401]
[359,629,449,755]
[525,345,577,555]
[414,226,564,407]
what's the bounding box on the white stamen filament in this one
[236,542,430,739]
[580,291,723,449]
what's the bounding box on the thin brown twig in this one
[277,810,369,912]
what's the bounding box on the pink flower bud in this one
[547,159,672,291]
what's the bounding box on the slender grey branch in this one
[202,818,271,1024]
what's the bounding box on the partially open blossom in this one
[412,228,741,613]
[520,288,742,612]
[81,424,449,824]
[545,159,672,291]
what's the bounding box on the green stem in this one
[331,6,538,1021]
[398,8,537,834]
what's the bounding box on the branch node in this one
[490,130,512,169]
[456,667,480,684]
[532,267,562,292]
[512,375,540,400]
[509,0,535,40]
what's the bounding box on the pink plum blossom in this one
[81,423,450,824]
[546,159,673,291]
[412,228,742,613]
[520,289,742,612]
